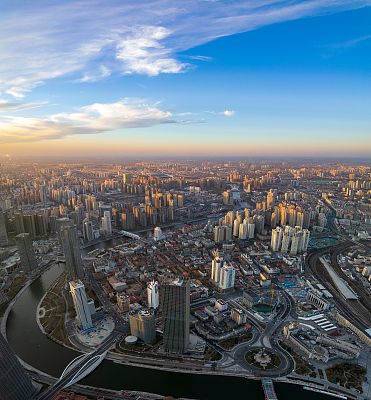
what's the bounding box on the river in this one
[6,251,334,399]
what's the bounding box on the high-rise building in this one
[0,210,8,246]
[69,280,93,331]
[271,226,283,252]
[161,278,190,353]
[101,211,112,236]
[147,280,159,309]
[15,233,37,272]
[60,225,84,281]
[211,256,235,290]
[83,218,94,241]
[211,256,223,283]
[129,309,156,344]
[238,221,248,239]
[219,264,235,290]
[0,333,36,400]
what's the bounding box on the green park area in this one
[39,273,73,345]
[219,331,253,350]
[326,363,366,392]
[204,346,222,361]
[279,341,316,377]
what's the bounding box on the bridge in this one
[36,332,121,400]
[118,230,141,240]
[261,378,278,400]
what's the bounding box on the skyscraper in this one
[129,309,156,344]
[161,278,190,354]
[15,233,37,272]
[147,280,159,309]
[0,333,36,400]
[60,225,84,281]
[101,210,112,236]
[0,210,8,246]
[69,280,93,331]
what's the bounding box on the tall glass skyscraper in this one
[161,278,190,354]
[15,233,37,272]
[60,225,84,281]
[0,333,36,400]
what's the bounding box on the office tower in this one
[0,333,36,400]
[129,309,156,344]
[101,211,112,236]
[211,256,223,283]
[0,210,8,246]
[147,280,159,309]
[161,278,190,353]
[69,280,93,330]
[60,225,84,281]
[83,218,94,241]
[271,226,283,252]
[15,233,37,272]
[219,264,236,290]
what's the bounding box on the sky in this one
[0,0,370,159]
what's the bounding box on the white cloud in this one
[0,98,174,143]
[223,110,236,117]
[0,0,369,97]
[116,26,187,76]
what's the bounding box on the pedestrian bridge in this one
[262,378,278,400]
[59,350,108,388]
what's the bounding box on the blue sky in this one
[0,0,370,158]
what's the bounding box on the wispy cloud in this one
[188,55,214,62]
[1,0,370,98]
[222,110,236,117]
[331,33,371,49]
[0,100,47,112]
[0,98,174,143]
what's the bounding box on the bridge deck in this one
[262,378,278,400]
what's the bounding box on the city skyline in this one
[1,0,371,158]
